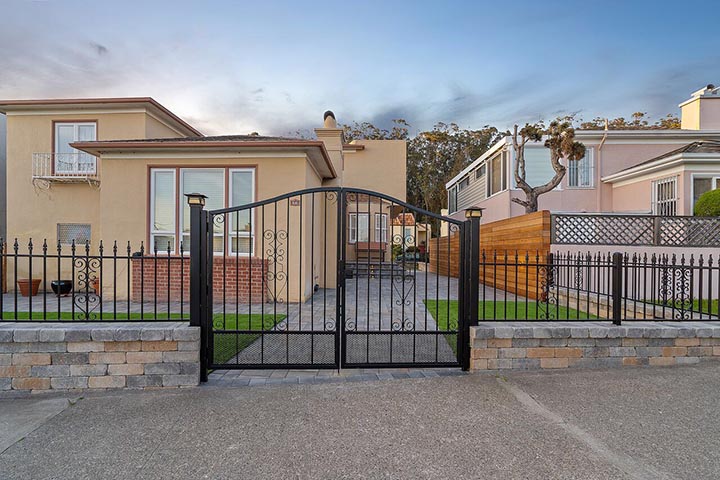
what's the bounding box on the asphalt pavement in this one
[1,363,718,479]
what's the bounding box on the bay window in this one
[150,167,255,254]
[692,175,720,214]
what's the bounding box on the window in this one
[349,213,369,243]
[487,152,507,197]
[374,213,388,243]
[150,167,255,255]
[475,164,486,179]
[57,224,91,245]
[568,148,593,188]
[692,175,720,214]
[54,122,96,174]
[458,176,470,191]
[651,176,678,216]
[518,148,556,188]
[150,169,176,252]
[448,186,458,214]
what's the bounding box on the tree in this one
[407,123,501,214]
[341,119,410,141]
[511,118,585,213]
[580,112,681,130]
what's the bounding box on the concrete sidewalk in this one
[1,364,719,479]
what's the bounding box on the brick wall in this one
[470,323,720,371]
[0,322,200,393]
[131,256,268,302]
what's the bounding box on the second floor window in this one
[54,122,96,174]
[568,149,593,188]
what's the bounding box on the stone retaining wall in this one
[0,322,200,393]
[470,322,720,371]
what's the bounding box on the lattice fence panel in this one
[552,215,654,245]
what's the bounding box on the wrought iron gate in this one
[189,187,473,375]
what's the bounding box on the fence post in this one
[611,252,623,325]
[462,208,483,370]
[653,217,662,246]
[186,193,208,382]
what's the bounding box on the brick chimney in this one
[315,110,344,183]
[680,84,720,130]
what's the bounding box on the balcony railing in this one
[32,153,100,185]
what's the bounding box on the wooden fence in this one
[429,211,551,299]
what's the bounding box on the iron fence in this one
[479,250,720,322]
[0,238,189,322]
[551,213,720,247]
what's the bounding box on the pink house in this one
[446,85,720,222]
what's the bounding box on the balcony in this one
[32,153,100,186]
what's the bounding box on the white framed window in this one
[150,167,255,255]
[150,169,176,252]
[475,164,486,179]
[374,213,388,243]
[228,169,255,255]
[651,176,678,216]
[54,122,97,174]
[568,148,594,188]
[348,213,369,243]
[180,169,225,254]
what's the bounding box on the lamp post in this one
[185,193,208,382]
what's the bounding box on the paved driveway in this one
[1,363,718,479]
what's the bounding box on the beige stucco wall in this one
[145,115,187,139]
[681,100,701,130]
[342,140,407,201]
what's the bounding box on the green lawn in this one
[212,314,286,364]
[424,299,597,328]
[651,299,718,316]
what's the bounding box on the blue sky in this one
[1,0,719,136]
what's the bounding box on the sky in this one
[1,0,720,137]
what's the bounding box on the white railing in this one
[32,153,99,181]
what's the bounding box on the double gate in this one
[189,187,477,377]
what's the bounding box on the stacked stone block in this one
[0,322,200,393]
[470,324,720,371]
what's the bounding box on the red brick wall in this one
[131,256,268,302]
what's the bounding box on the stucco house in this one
[0,97,407,301]
[445,85,720,222]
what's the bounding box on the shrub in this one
[694,189,720,216]
[405,246,419,253]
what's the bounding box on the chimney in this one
[680,84,720,130]
[315,110,344,182]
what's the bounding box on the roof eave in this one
[71,140,337,179]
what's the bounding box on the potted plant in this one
[17,278,41,297]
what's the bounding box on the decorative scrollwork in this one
[323,317,336,331]
[344,317,356,331]
[392,274,414,308]
[73,257,101,320]
[391,319,415,331]
[537,262,557,320]
[324,191,338,205]
[672,266,693,320]
[212,214,226,229]
[263,228,288,303]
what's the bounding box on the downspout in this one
[595,119,608,212]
